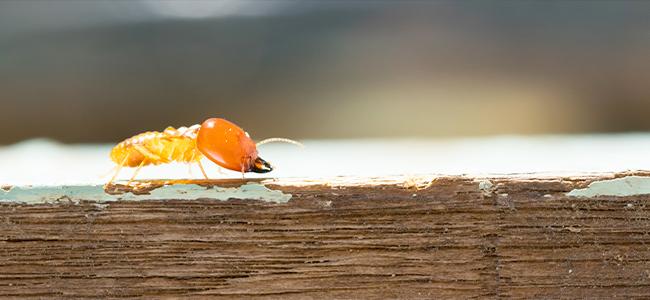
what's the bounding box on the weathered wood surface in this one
[2,173,650,299]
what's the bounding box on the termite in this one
[107,118,301,184]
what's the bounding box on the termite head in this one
[196,118,273,173]
[252,156,273,173]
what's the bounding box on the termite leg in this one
[101,166,118,179]
[197,160,209,180]
[107,167,122,185]
[127,160,146,185]
[107,154,129,185]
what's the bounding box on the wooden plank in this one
[1,173,650,298]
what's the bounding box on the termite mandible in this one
[107,118,301,184]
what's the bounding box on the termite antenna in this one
[256,138,304,148]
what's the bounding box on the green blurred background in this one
[0,0,648,144]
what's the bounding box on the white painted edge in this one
[567,176,650,197]
[0,183,292,204]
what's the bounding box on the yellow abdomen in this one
[110,125,203,168]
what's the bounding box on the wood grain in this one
[1,174,650,299]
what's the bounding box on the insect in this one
[107,118,301,184]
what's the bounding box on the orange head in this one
[196,118,272,173]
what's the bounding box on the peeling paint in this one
[0,183,291,204]
[477,179,494,196]
[567,176,650,197]
[478,180,493,191]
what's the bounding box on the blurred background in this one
[1,0,649,144]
